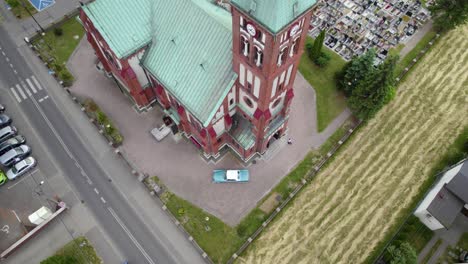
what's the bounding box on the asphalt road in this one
[0,25,204,264]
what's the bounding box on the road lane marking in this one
[26,78,37,93]
[11,210,21,223]
[1,51,4,56]
[5,57,9,62]
[7,169,38,190]
[13,70,17,74]
[94,188,99,194]
[31,76,43,90]
[87,178,93,185]
[21,83,32,97]
[9,63,13,68]
[10,87,21,103]
[15,84,27,99]
[108,207,156,264]
[100,197,106,203]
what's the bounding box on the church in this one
[80,0,316,162]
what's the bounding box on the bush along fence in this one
[25,9,81,87]
[226,29,443,264]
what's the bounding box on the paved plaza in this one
[68,39,351,225]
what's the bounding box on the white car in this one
[151,125,171,141]
[6,157,36,180]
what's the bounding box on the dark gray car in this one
[0,104,4,113]
[0,135,26,156]
[0,114,12,128]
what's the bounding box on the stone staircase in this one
[261,136,288,162]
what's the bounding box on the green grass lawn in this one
[5,0,37,19]
[31,16,85,86]
[32,17,85,66]
[144,118,356,263]
[299,36,348,132]
[383,215,433,262]
[40,236,101,264]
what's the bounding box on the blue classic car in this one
[212,169,249,183]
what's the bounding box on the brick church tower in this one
[230,0,315,154]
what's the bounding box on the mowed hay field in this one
[240,25,468,264]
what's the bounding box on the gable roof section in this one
[427,187,464,229]
[446,162,468,203]
[231,0,316,33]
[82,0,152,58]
[142,0,236,126]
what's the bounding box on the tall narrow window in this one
[241,36,250,57]
[277,47,288,66]
[290,38,300,57]
[254,46,263,67]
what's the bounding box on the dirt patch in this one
[241,25,468,264]
[259,193,281,214]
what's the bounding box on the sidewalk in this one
[0,0,91,45]
[417,214,468,264]
[17,40,207,263]
[67,39,352,225]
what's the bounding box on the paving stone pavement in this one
[68,39,352,225]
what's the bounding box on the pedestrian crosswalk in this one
[9,76,44,103]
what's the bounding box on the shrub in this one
[96,111,107,125]
[85,99,98,112]
[59,70,74,87]
[6,0,20,8]
[53,27,63,36]
[314,52,331,67]
[104,122,115,135]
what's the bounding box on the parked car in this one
[0,114,12,128]
[0,135,26,156]
[0,145,31,167]
[0,104,5,113]
[212,169,249,183]
[0,170,6,185]
[0,126,17,143]
[6,157,36,180]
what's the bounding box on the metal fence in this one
[226,30,443,264]
[25,8,443,264]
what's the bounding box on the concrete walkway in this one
[417,214,468,264]
[68,39,352,225]
[400,20,433,58]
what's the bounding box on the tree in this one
[348,55,398,120]
[40,255,77,264]
[429,0,468,32]
[385,242,417,264]
[311,30,326,60]
[338,49,377,96]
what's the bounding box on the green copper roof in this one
[231,0,316,33]
[230,115,256,149]
[82,0,152,58]
[83,0,236,126]
[143,0,236,126]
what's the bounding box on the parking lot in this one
[0,96,56,254]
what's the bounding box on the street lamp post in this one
[19,0,44,33]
